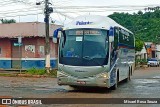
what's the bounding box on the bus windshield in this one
[59,29,109,66]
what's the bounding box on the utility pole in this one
[45,0,50,73]
[36,0,53,73]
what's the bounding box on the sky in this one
[0,0,160,25]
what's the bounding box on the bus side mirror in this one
[53,28,62,43]
[109,27,114,43]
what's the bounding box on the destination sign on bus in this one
[68,30,83,35]
[84,30,100,35]
[68,30,101,35]
[76,30,83,35]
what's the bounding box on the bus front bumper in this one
[57,76,110,88]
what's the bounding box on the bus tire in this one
[125,70,131,82]
[130,67,132,76]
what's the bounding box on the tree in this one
[0,19,16,24]
[108,10,160,43]
[135,39,144,52]
[137,10,143,15]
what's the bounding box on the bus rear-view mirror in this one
[109,27,114,42]
[53,28,62,43]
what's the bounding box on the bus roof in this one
[63,15,133,34]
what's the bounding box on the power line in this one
[0,0,11,3]
[0,5,148,15]
[0,8,42,14]
[6,1,152,13]
[0,2,17,6]
[1,0,159,22]
[0,12,43,19]
[0,5,146,15]
[0,7,148,18]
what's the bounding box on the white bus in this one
[53,15,135,89]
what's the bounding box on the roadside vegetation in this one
[0,19,16,24]
[136,59,148,65]
[0,68,57,77]
[25,67,57,77]
[109,10,160,44]
[109,10,160,67]
[26,68,46,75]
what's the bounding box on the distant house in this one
[136,44,147,60]
[144,42,160,59]
[145,42,152,58]
[0,22,61,69]
[156,45,160,60]
[150,44,157,58]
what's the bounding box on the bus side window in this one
[114,28,118,50]
[110,42,114,58]
[110,27,119,63]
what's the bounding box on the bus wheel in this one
[125,71,131,82]
[130,67,132,76]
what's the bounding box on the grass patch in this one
[25,68,57,77]
[0,73,12,76]
[26,68,46,75]
[0,73,17,77]
[0,68,57,77]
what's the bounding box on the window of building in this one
[39,46,44,54]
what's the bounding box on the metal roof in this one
[0,22,61,38]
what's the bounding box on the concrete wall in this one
[20,37,58,69]
[0,38,11,58]
[0,38,12,68]
[0,37,58,69]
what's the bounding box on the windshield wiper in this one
[83,56,104,67]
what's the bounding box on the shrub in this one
[136,59,147,65]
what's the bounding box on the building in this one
[156,45,160,60]
[145,42,152,58]
[150,44,157,58]
[144,42,160,59]
[136,44,147,60]
[0,22,60,69]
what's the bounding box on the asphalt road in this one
[0,67,160,107]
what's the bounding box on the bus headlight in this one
[57,67,69,77]
[57,71,69,77]
[96,72,110,79]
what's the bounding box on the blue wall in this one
[22,59,57,69]
[0,60,11,69]
[0,59,57,69]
